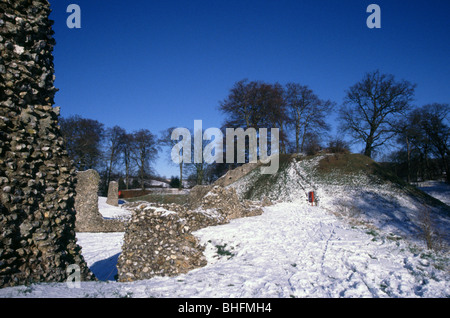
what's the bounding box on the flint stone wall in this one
[191,185,265,221]
[74,170,125,232]
[117,185,264,282]
[116,206,207,282]
[0,0,94,288]
[106,181,118,206]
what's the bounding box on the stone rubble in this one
[116,205,207,282]
[214,162,261,187]
[117,184,265,282]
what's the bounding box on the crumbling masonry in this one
[74,170,125,232]
[0,0,94,288]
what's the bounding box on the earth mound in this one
[222,153,450,248]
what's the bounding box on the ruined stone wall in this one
[74,170,125,232]
[191,185,264,221]
[117,185,264,282]
[117,205,207,282]
[0,0,94,288]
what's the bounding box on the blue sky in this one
[48,0,450,178]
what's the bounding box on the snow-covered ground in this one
[230,155,450,248]
[0,197,448,298]
[418,180,450,206]
[97,197,132,220]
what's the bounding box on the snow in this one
[97,197,131,220]
[147,180,169,188]
[418,180,450,206]
[0,196,448,298]
[231,155,450,247]
[77,232,123,281]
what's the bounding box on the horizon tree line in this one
[59,70,450,187]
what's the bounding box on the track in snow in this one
[0,201,448,298]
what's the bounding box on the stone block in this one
[106,181,118,206]
[74,170,125,233]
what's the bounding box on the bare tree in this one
[265,82,289,153]
[59,115,104,170]
[121,133,135,190]
[219,79,289,158]
[392,104,450,183]
[302,132,322,155]
[104,125,126,187]
[339,70,416,158]
[220,80,288,128]
[327,137,350,154]
[219,79,255,129]
[131,129,158,190]
[418,103,450,182]
[285,83,334,153]
[393,118,414,184]
[185,128,213,186]
[158,127,185,189]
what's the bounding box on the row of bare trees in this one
[219,79,336,155]
[388,104,450,183]
[59,116,159,193]
[218,71,449,183]
[60,70,449,187]
[60,117,218,191]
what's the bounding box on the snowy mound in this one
[227,153,450,247]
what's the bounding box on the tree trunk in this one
[364,132,375,158]
[196,164,204,185]
[106,150,114,188]
[179,162,183,190]
[139,156,145,191]
[125,165,129,190]
[124,150,130,190]
[438,149,450,183]
[140,168,145,191]
[300,125,308,153]
[406,136,411,184]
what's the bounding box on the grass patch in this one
[215,244,235,259]
[242,154,294,200]
[318,153,450,213]
[365,229,381,242]
[317,153,407,184]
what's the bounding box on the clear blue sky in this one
[48,0,450,178]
